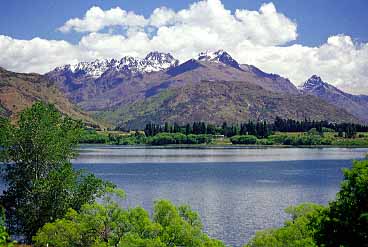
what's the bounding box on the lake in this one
[72,146,368,247]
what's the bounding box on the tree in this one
[33,199,225,247]
[0,102,113,242]
[0,207,15,247]
[230,135,257,144]
[313,160,368,246]
[245,203,324,247]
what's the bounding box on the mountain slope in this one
[0,67,96,125]
[46,51,361,127]
[47,50,299,111]
[301,75,368,122]
[96,80,359,129]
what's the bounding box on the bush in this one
[120,134,147,145]
[149,133,213,145]
[0,208,15,246]
[245,203,323,247]
[313,160,368,246]
[256,139,274,145]
[150,133,177,145]
[230,135,257,144]
[34,200,225,247]
[79,130,109,144]
[268,134,330,146]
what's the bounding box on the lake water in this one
[73,146,368,247]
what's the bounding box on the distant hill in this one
[0,67,97,126]
[301,75,368,123]
[46,50,361,128]
[96,80,358,129]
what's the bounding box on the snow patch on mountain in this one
[300,75,331,92]
[55,52,179,78]
[197,50,241,69]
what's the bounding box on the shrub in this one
[230,135,257,144]
[149,133,213,145]
[34,200,225,247]
[313,160,368,246]
[79,130,108,144]
[256,139,274,145]
[245,203,323,247]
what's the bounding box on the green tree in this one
[245,203,324,247]
[0,207,15,247]
[314,160,368,246]
[34,199,225,247]
[230,135,258,144]
[0,102,113,242]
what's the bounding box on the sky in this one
[0,0,368,94]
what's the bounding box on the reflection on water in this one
[75,145,368,163]
[72,146,367,246]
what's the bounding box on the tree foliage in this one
[0,207,15,247]
[245,203,324,247]
[245,159,368,247]
[313,160,368,246]
[0,102,113,242]
[33,199,225,247]
[230,135,258,144]
[140,118,367,140]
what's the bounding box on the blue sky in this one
[0,0,367,93]
[1,0,367,46]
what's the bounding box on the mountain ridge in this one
[45,50,365,128]
[301,75,368,122]
[0,67,98,126]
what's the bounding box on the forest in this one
[80,117,368,146]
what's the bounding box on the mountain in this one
[55,52,179,78]
[197,50,242,69]
[46,51,360,128]
[301,75,368,122]
[97,80,358,129]
[0,67,97,125]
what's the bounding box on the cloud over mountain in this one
[0,0,367,94]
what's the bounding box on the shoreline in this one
[78,143,368,149]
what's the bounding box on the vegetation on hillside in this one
[96,80,360,128]
[0,67,97,126]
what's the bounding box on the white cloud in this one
[0,35,82,73]
[0,0,367,94]
[58,6,148,33]
[232,35,368,94]
[149,7,177,27]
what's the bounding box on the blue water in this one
[72,146,367,247]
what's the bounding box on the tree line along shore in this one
[80,118,368,147]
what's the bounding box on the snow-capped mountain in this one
[197,50,241,69]
[45,51,362,127]
[300,75,335,94]
[54,52,179,78]
[301,75,368,122]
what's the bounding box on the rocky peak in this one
[54,52,179,78]
[145,51,176,63]
[301,75,330,92]
[197,50,241,69]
